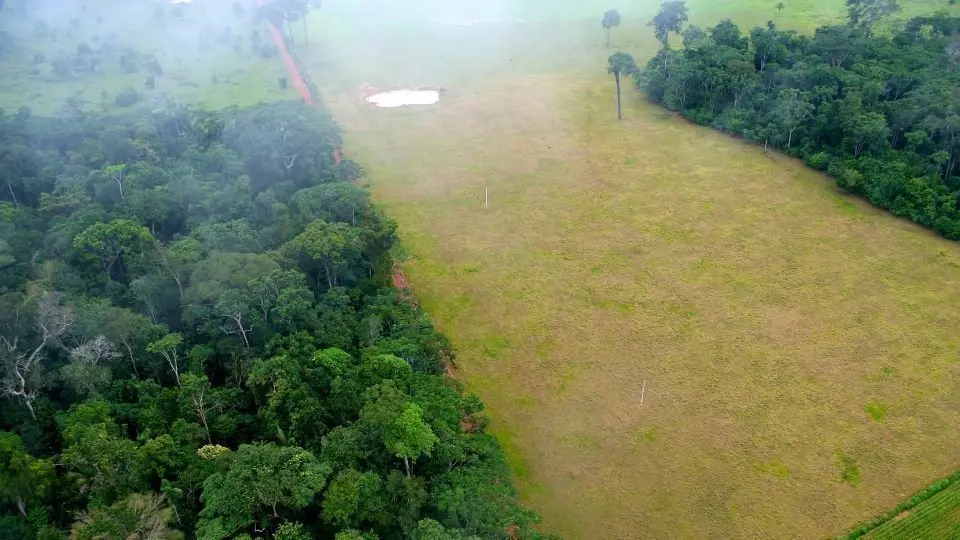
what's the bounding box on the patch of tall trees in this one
[637,5,960,240]
[0,100,544,539]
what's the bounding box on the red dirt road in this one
[255,0,313,105]
[256,8,409,294]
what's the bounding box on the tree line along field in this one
[301,0,960,537]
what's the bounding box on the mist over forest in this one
[1,0,959,538]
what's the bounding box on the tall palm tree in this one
[607,52,637,120]
[602,9,621,47]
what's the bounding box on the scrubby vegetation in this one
[0,101,542,539]
[638,6,960,239]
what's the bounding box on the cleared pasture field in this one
[0,1,295,113]
[306,0,960,537]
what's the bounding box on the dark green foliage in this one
[649,1,689,48]
[114,87,141,107]
[638,14,960,240]
[842,470,960,538]
[0,101,541,539]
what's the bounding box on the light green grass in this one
[0,1,296,113]
[865,481,960,539]
[304,0,960,537]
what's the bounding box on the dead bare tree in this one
[1,291,74,419]
[147,333,183,386]
[220,311,251,348]
[70,335,120,366]
[183,375,217,444]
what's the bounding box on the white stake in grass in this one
[484,186,489,209]
[640,379,646,407]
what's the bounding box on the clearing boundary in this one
[255,6,412,296]
[842,471,960,539]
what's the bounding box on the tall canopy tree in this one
[0,431,54,516]
[649,1,689,48]
[196,443,331,539]
[384,403,438,478]
[73,219,153,283]
[284,220,363,291]
[608,52,638,120]
[602,9,621,47]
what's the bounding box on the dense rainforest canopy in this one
[0,100,542,539]
[638,11,960,240]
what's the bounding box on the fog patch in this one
[433,18,524,26]
[365,89,440,108]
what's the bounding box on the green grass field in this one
[865,480,960,539]
[0,0,296,113]
[300,0,960,537]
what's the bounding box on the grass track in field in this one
[304,0,960,537]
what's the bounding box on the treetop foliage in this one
[638,9,960,240]
[0,98,545,538]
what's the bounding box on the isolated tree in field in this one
[847,0,901,35]
[608,52,638,120]
[776,2,785,12]
[649,1,689,48]
[602,9,621,47]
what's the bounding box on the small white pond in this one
[365,90,440,108]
